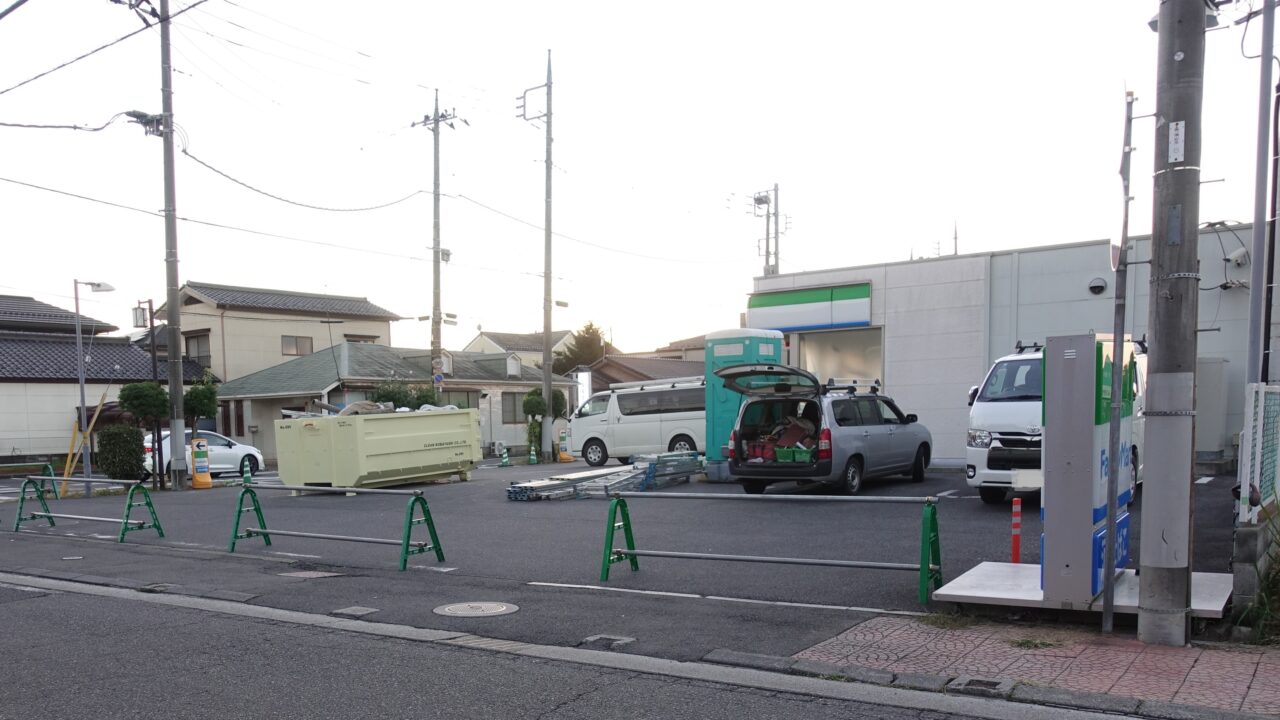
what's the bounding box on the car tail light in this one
[818,427,832,460]
[728,430,736,460]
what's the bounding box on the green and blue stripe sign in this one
[747,284,871,332]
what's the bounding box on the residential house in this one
[164,281,402,383]
[633,334,707,362]
[463,330,574,368]
[0,296,206,459]
[215,342,576,462]
[585,355,705,393]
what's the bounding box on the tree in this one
[97,424,145,480]
[117,382,168,427]
[372,381,437,409]
[522,387,566,420]
[183,375,219,429]
[552,322,612,375]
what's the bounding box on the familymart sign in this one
[746,283,871,332]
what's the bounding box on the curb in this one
[700,648,1274,720]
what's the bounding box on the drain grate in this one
[433,602,519,617]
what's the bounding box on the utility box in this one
[275,409,482,488]
[704,329,784,465]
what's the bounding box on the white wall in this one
[0,382,120,456]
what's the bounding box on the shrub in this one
[97,424,145,480]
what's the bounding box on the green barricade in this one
[12,477,164,542]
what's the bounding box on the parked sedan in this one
[717,364,932,494]
[143,430,264,478]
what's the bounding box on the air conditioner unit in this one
[494,440,506,455]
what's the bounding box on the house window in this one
[185,333,211,368]
[438,390,480,410]
[282,335,313,356]
[344,334,378,343]
[502,392,526,424]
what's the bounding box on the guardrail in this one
[228,481,445,571]
[600,492,942,604]
[12,476,164,542]
[0,462,57,498]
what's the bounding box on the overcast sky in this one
[0,1,1270,354]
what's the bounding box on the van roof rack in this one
[607,375,705,391]
[1014,341,1044,354]
[824,377,881,394]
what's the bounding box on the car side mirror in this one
[905,413,918,424]
[967,386,979,407]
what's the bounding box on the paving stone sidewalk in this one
[794,616,1280,715]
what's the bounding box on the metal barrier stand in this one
[12,476,164,542]
[0,462,58,499]
[228,478,445,571]
[600,492,943,605]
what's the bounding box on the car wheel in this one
[742,480,767,494]
[1131,445,1140,487]
[979,487,1007,504]
[842,457,864,495]
[617,456,631,465]
[240,455,259,477]
[910,445,928,483]
[583,440,608,467]
[668,434,697,453]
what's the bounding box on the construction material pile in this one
[506,452,704,501]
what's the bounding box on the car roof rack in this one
[608,375,705,392]
[824,377,881,394]
[1014,341,1044,354]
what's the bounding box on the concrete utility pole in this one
[159,0,187,491]
[1139,0,1205,646]
[517,52,554,462]
[412,91,462,374]
[1248,0,1275,383]
[773,183,780,274]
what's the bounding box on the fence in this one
[12,476,164,542]
[229,482,445,571]
[0,462,57,498]
[600,492,942,604]
[1239,383,1280,524]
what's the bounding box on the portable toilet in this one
[704,329,784,480]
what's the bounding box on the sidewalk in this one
[793,615,1280,716]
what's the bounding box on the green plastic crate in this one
[793,447,814,463]
[775,447,795,463]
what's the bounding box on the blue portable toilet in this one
[704,329,784,480]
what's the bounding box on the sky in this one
[0,1,1272,354]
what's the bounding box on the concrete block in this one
[1011,684,1140,714]
[892,672,951,692]
[791,660,894,686]
[701,648,794,673]
[946,676,1015,699]
[1138,699,1273,720]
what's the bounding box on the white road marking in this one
[936,489,957,497]
[1195,476,1214,485]
[527,581,926,615]
[420,566,457,573]
[270,552,323,559]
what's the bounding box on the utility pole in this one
[159,0,186,490]
[517,52,555,462]
[1249,0,1275,383]
[1139,0,1205,646]
[773,183,780,274]
[134,299,165,489]
[1103,91,1138,634]
[412,91,464,379]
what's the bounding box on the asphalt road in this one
[0,463,1238,664]
[0,579,1117,720]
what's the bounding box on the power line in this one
[0,113,127,132]
[0,0,30,23]
[181,149,427,212]
[0,0,210,97]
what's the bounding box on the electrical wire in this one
[181,149,427,212]
[0,113,127,131]
[0,0,210,96]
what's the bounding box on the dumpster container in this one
[275,409,482,488]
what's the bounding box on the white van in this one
[965,344,1145,504]
[568,377,706,466]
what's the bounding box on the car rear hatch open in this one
[714,364,823,399]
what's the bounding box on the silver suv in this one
[717,364,933,494]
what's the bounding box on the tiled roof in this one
[478,330,573,353]
[0,331,207,383]
[0,295,118,335]
[655,334,706,351]
[593,356,704,379]
[218,344,573,399]
[184,282,402,320]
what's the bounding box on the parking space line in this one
[1195,476,1214,485]
[527,582,926,616]
[936,490,957,497]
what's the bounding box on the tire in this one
[617,457,631,465]
[668,434,697,453]
[240,455,259,477]
[910,445,928,483]
[841,457,864,495]
[979,487,1007,504]
[583,439,608,467]
[742,480,767,494]
[1131,446,1141,487]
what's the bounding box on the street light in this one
[74,279,114,493]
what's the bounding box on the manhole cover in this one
[433,602,519,617]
